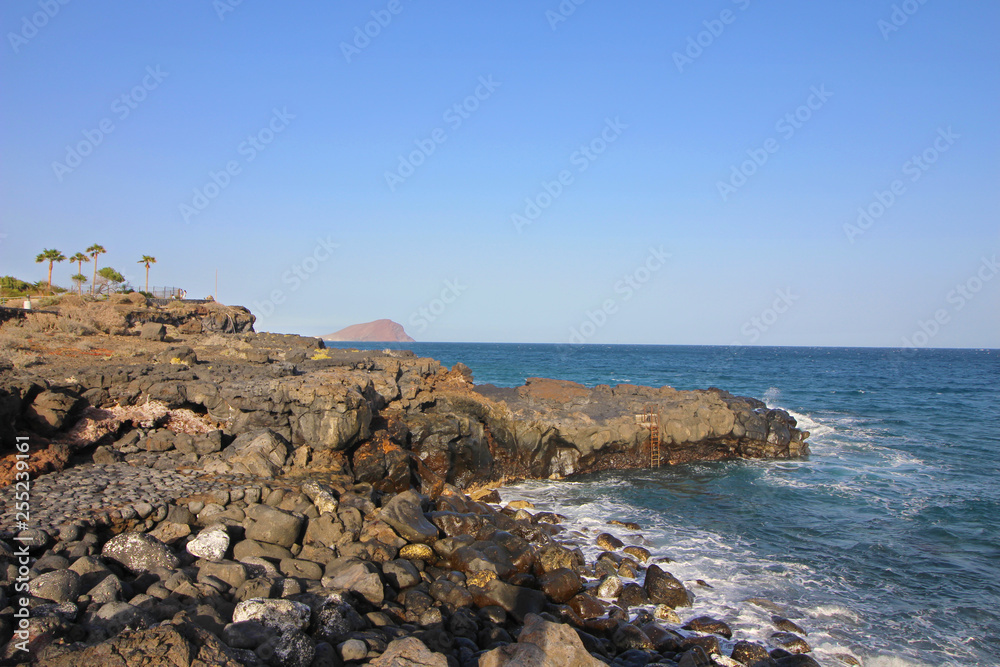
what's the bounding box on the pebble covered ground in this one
[0,463,261,537]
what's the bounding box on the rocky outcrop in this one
[0,334,808,491]
[323,318,415,343]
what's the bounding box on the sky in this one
[1,1,998,347]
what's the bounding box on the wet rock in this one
[612,622,654,651]
[539,567,583,603]
[680,634,721,657]
[568,592,605,620]
[683,615,733,639]
[369,636,448,666]
[468,576,546,622]
[623,545,651,563]
[380,490,438,544]
[596,532,624,551]
[534,543,584,575]
[774,655,822,667]
[429,578,474,610]
[643,564,692,608]
[478,613,604,667]
[102,532,178,573]
[771,631,811,654]
[731,640,772,665]
[654,604,681,623]
[29,569,81,603]
[596,574,623,599]
[617,582,649,609]
[772,615,808,635]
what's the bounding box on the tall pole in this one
[215,270,218,301]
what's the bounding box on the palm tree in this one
[35,249,66,293]
[69,252,89,294]
[137,255,156,293]
[86,244,106,296]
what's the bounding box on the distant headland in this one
[321,318,415,343]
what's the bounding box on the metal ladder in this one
[636,408,660,468]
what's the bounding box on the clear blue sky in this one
[2,1,997,347]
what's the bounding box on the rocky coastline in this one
[0,297,827,666]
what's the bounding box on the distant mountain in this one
[321,319,415,343]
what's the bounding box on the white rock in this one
[232,598,311,632]
[302,481,339,515]
[186,528,230,561]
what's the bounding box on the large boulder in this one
[205,428,288,478]
[379,490,438,544]
[479,613,604,667]
[290,387,371,450]
[643,564,692,609]
[29,569,81,603]
[24,389,80,435]
[102,532,178,573]
[245,505,304,548]
[321,560,384,605]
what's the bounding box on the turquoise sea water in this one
[327,343,999,666]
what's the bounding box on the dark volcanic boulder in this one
[24,388,80,435]
[539,568,583,603]
[643,564,692,608]
[380,490,438,544]
[683,615,733,638]
[37,620,245,666]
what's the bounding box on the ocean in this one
[325,342,1000,666]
